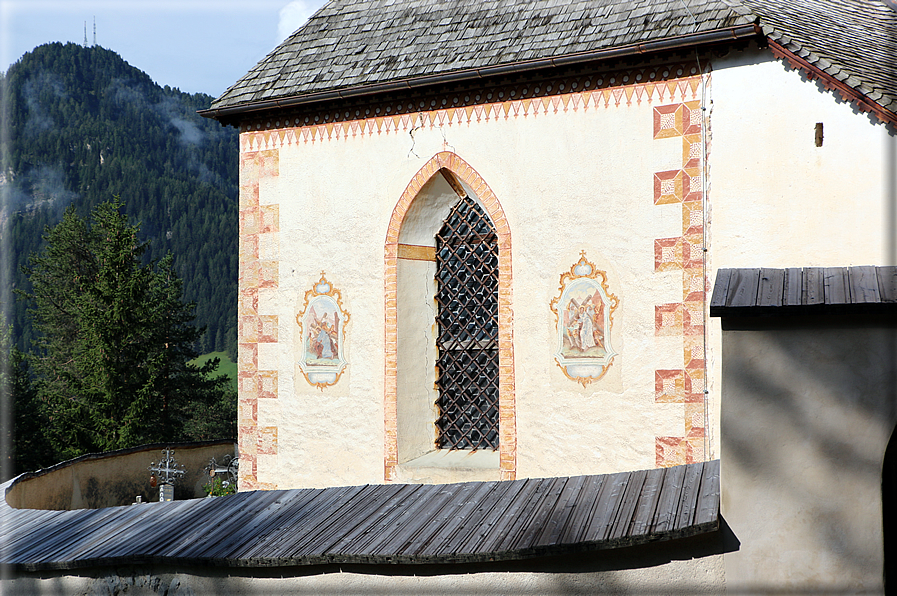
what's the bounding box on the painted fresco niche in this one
[295,272,349,389]
[550,252,621,387]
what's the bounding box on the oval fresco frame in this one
[549,252,620,386]
[296,272,350,389]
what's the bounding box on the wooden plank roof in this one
[0,460,719,572]
[710,267,897,317]
[205,0,896,123]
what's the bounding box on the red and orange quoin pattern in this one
[652,98,708,467]
[237,149,281,491]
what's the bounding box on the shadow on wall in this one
[8,526,740,596]
[4,439,236,510]
[722,316,897,590]
[884,423,897,595]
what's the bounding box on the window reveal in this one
[434,195,499,450]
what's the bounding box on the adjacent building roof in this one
[205,0,896,123]
[710,266,897,317]
[1,459,719,571]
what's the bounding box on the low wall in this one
[5,440,237,510]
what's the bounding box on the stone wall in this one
[5,440,236,510]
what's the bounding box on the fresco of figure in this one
[551,254,619,385]
[316,321,335,359]
[579,305,596,351]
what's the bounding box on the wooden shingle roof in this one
[1,460,719,571]
[710,266,897,317]
[207,0,755,113]
[206,0,896,123]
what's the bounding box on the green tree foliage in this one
[2,42,237,360]
[0,326,55,478]
[203,476,237,497]
[19,199,235,462]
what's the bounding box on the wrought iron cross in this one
[149,448,186,486]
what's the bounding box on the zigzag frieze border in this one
[240,73,704,151]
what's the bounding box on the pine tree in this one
[5,42,238,359]
[20,199,234,461]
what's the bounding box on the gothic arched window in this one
[434,195,499,450]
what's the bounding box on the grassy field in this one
[190,351,238,390]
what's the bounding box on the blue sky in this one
[0,0,327,97]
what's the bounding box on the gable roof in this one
[734,0,897,119]
[1,460,719,571]
[205,0,896,123]
[710,266,897,317]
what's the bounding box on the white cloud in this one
[277,0,324,42]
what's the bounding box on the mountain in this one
[1,42,238,359]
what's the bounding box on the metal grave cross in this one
[149,448,186,486]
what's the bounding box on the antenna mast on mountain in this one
[93,17,96,46]
[83,21,88,46]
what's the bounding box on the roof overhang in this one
[198,25,762,123]
[710,267,897,317]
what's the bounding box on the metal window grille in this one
[434,195,499,450]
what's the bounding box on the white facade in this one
[234,44,893,492]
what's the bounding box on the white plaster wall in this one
[709,48,889,269]
[255,94,694,488]
[257,131,411,489]
[395,257,438,463]
[497,103,686,479]
[3,554,726,595]
[250,45,894,490]
[703,46,894,465]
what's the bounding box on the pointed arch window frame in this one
[383,152,517,482]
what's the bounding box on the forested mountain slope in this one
[1,42,237,358]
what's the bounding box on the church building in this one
[3,1,896,593]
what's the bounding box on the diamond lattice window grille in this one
[434,195,499,450]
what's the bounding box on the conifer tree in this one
[20,199,234,461]
[1,326,54,479]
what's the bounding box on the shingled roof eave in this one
[199,23,762,122]
[709,267,897,317]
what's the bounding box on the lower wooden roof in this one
[1,459,719,572]
[711,266,897,317]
